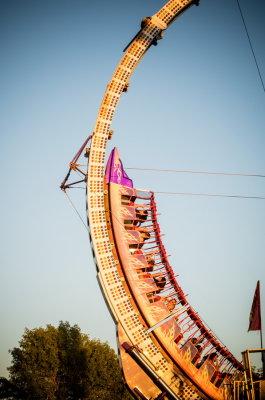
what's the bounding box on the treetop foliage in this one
[0,322,132,400]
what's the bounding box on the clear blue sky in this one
[1,0,264,377]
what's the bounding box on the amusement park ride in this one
[61,1,265,399]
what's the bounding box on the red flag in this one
[248,281,261,331]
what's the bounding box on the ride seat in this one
[198,361,216,380]
[181,342,198,363]
[137,278,157,294]
[130,254,149,270]
[121,206,136,222]
[120,187,136,198]
[159,318,182,343]
[125,230,141,244]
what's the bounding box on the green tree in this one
[0,322,132,400]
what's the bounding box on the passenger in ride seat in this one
[145,257,155,272]
[188,338,203,365]
[145,253,155,267]
[136,227,151,241]
[197,352,218,369]
[153,275,166,292]
[125,226,150,247]
[164,297,177,311]
[148,294,177,312]
[124,211,148,229]
[138,271,166,292]
[207,352,218,366]
[131,251,154,272]
[134,209,148,225]
[126,225,150,238]
[121,195,135,206]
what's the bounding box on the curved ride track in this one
[86,1,243,399]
